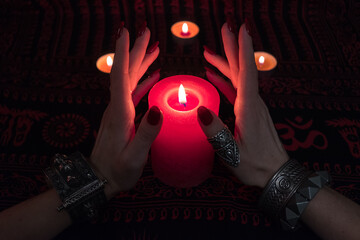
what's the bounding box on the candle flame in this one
[182,23,189,34]
[106,56,113,67]
[178,84,187,106]
[259,55,265,64]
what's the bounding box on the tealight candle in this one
[148,75,220,188]
[96,53,115,73]
[171,21,199,39]
[259,55,265,66]
[254,51,277,71]
[181,23,190,36]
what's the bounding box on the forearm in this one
[301,186,360,240]
[0,189,71,240]
[0,163,115,240]
[258,157,360,239]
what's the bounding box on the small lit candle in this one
[259,55,265,66]
[106,56,113,67]
[181,23,190,36]
[148,75,220,188]
[171,21,199,39]
[254,51,277,71]
[96,53,115,73]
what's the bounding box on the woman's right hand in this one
[90,24,163,198]
[198,20,288,188]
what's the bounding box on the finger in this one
[205,67,236,105]
[136,43,160,83]
[203,47,231,80]
[197,106,240,168]
[110,24,131,103]
[196,106,225,139]
[221,20,239,87]
[129,24,151,90]
[132,68,161,107]
[125,106,163,166]
[238,22,258,99]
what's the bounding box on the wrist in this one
[258,153,290,188]
[45,152,108,223]
[258,159,331,230]
[89,161,119,200]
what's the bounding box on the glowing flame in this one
[182,23,189,34]
[259,55,265,65]
[106,56,113,67]
[178,84,187,106]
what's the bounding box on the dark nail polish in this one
[204,66,217,75]
[116,21,125,39]
[227,17,236,34]
[197,106,213,126]
[147,106,161,125]
[150,68,161,77]
[203,45,216,55]
[137,21,147,38]
[146,41,159,54]
[245,18,252,37]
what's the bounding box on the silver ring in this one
[207,126,240,167]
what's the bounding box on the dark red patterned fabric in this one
[1,0,359,239]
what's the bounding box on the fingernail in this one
[116,21,125,39]
[227,17,236,34]
[147,106,161,125]
[203,45,216,55]
[146,41,159,54]
[149,68,161,77]
[137,21,147,38]
[245,18,252,37]
[204,66,217,76]
[197,106,213,126]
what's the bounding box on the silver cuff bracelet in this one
[44,152,108,223]
[259,159,330,230]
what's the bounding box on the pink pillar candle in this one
[148,75,220,188]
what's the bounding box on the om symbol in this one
[275,116,328,151]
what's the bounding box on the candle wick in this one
[181,103,187,107]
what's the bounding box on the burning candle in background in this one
[148,75,220,188]
[106,55,113,67]
[171,21,199,39]
[254,51,277,71]
[259,55,265,67]
[96,53,115,73]
[181,23,190,36]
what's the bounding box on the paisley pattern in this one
[42,114,90,149]
[0,0,359,239]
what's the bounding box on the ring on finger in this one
[207,126,240,167]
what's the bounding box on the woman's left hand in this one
[198,21,288,188]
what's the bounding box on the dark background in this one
[1,0,359,239]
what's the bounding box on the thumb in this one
[126,106,163,162]
[197,106,225,138]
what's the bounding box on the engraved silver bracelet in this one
[259,159,331,230]
[44,152,108,223]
